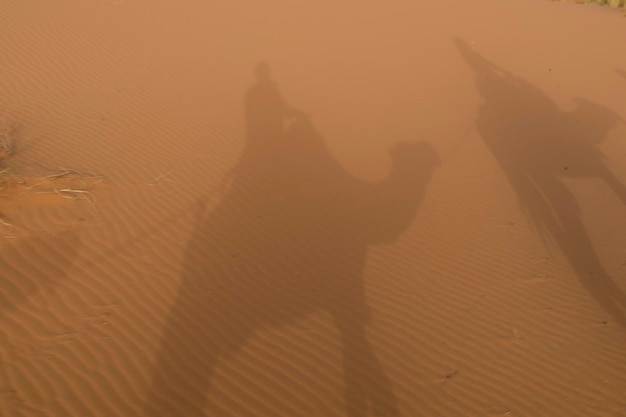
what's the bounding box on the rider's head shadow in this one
[243,61,300,153]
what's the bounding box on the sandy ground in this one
[1,0,626,416]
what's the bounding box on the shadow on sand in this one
[144,62,440,417]
[617,68,626,79]
[0,233,79,316]
[0,233,80,412]
[455,37,626,329]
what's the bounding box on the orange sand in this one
[1,0,626,416]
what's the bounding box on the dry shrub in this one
[606,0,625,7]
[554,0,626,9]
[589,0,626,8]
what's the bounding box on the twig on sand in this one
[23,169,103,192]
[53,188,96,205]
[150,170,175,185]
[47,168,102,180]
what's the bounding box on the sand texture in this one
[1,0,626,416]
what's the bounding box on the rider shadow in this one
[145,62,440,417]
[455,37,626,329]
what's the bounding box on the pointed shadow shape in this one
[455,36,626,329]
[145,62,440,417]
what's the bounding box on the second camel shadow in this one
[455,37,626,329]
[144,62,440,417]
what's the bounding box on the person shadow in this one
[144,62,440,417]
[455,37,626,329]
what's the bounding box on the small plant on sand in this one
[552,0,626,10]
[586,0,625,9]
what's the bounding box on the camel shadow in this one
[144,62,440,417]
[455,37,626,329]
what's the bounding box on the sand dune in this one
[1,0,626,416]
